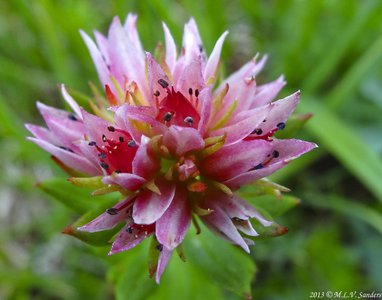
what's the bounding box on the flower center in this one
[155,80,200,129]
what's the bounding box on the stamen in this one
[107,126,115,132]
[106,208,118,215]
[272,150,280,158]
[184,116,194,126]
[277,122,286,130]
[252,163,264,170]
[156,244,163,252]
[195,89,199,97]
[163,112,173,122]
[154,90,160,97]
[252,128,263,135]
[127,140,136,147]
[88,141,96,146]
[119,136,124,143]
[158,79,169,88]
[126,227,133,234]
[98,153,107,159]
[188,88,193,95]
[68,114,77,121]
[100,162,109,170]
[102,134,107,142]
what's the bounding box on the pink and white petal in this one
[103,173,146,191]
[210,104,271,145]
[61,84,82,119]
[46,118,84,151]
[197,87,213,135]
[123,13,144,55]
[182,18,204,61]
[108,17,147,98]
[109,223,153,255]
[233,219,259,237]
[162,22,177,73]
[156,186,191,250]
[133,178,175,225]
[28,137,100,175]
[81,109,111,145]
[78,196,135,232]
[132,137,160,178]
[200,205,249,253]
[258,91,300,134]
[25,124,58,145]
[201,139,272,181]
[225,139,317,188]
[147,53,171,106]
[94,30,110,65]
[231,195,273,227]
[37,101,71,121]
[250,75,286,108]
[156,248,173,284]
[204,31,228,82]
[163,126,205,156]
[175,54,205,98]
[74,140,101,170]
[80,30,111,88]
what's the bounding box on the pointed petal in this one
[250,75,286,108]
[197,87,213,135]
[147,52,171,106]
[163,126,205,156]
[102,173,146,191]
[155,248,173,284]
[80,30,111,87]
[25,124,58,144]
[201,139,272,181]
[123,13,144,55]
[162,22,177,73]
[109,223,153,255]
[225,139,318,188]
[61,84,83,119]
[78,197,135,232]
[156,186,191,250]
[133,178,176,224]
[200,204,249,253]
[204,31,228,82]
[28,137,100,175]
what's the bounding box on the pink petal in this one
[156,186,191,250]
[80,30,111,88]
[78,196,135,232]
[102,173,146,191]
[250,75,286,108]
[94,31,110,66]
[132,137,160,179]
[163,126,205,156]
[25,124,58,145]
[204,31,228,82]
[147,53,171,106]
[210,104,271,145]
[61,84,83,119]
[123,14,144,55]
[162,22,177,73]
[201,139,272,181]
[28,137,100,175]
[225,139,318,188]
[109,223,153,255]
[132,178,176,224]
[156,248,173,284]
[197,87,213,135]
[200,204,249,253]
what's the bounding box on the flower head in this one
[26,14,317,283]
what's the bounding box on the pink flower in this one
[27,14,317,283]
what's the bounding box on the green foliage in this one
[1,0,382,299]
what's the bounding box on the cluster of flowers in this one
[26,14,316,282]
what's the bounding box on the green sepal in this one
[62,197,123,246]
[37,177,120,213]
[275,112,313,139]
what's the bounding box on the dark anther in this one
[262,119,266,123]
[184,116,194,125]
[102,134,107,142]
[59,146,74,153]
[119,136,124,143]
[100,162,109,169]
[154,90,160,97]
[127,140,136,147]
[163,112,173,122]
[253,128,263,135]
[107,126,115,132]
[88,141,96,146]
[188,88,193,95]
[68,114,77,121]
[253,163,264,170]
[98,153,107,159]
[106,208,119,215]
[277,122,286,130]
[195,89,199,97]
[272,150,280,158]
[158,79,169,88]
[198,44,203,52]
[156,244,163,252]
[126,227,133,234]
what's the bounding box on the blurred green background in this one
[1,0,382,299]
